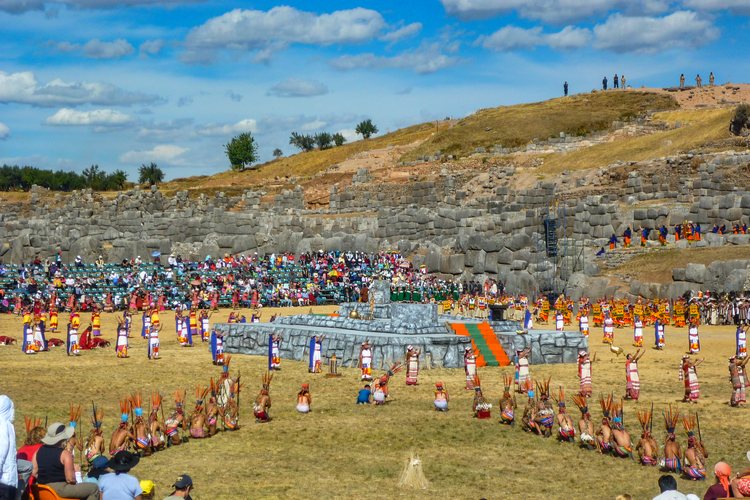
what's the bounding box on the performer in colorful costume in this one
[131,392,151,454]
[200,310,212,342]
[115,315,129,358]
[164,390,186,446]
[498,374,515,425]
[91,307,101,337]
[635,407,658,466]
[189,386,209,438]
[405,345,421,385]
[21,315,38,354]
[654,319,665,349]
[464,346,477,390]
[268,333,282,370]
[296,384,312,414]
[609,399,633,458]
[373,362,402,405]
[533,378,554,437]
[210,329,224,365]
[66,318,80,356]
[148,392,166,451]
[687,320,700,354]
[359,340,373,381]
[596,394,614,454]
[577,351,593,397]
[680,355,703,403]
[514,348,531,394]
[737,324,748,359]
[109,398,132,456]
[147,321,161,360]
[553,387,576,442]
[433,381,449,412]
[602,312,615,344]
[48,307,58,332]
[571,393,595,449]
[254,372,273,423]
[633,315,644,347]
[624,349,644,401]
[83,404,105,465]
[308,335,324,373]
[729,355,749,407]
[578,312,589,337]
[682,414,707,481]
[661,404,682,473]
[471,376,491,419]
[141,310,151,339]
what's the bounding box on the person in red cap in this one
[165,474,193,499]
[296,384,311,414]
[433,382,448,411]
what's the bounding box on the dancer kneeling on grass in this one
[433,382,448,412]
[609,399,633,458]
[296,384,311,414]
[635,407,658,466]
[373,363,402,405]
[571,394,595,450]
[471,376,491,419]
[553,387,575,442]
[661,405,682,473]
[682,415,707,481]
[254,372,273,423]
[498,374,515,424]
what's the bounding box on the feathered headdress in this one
[90,404,103,430]
[261,371,273,392]
[195,385,209,407]
[69,404,81,429]
[535,377,551,399]
[209,378,217,400]
[502,373,512,394]
[572,393,589,416]
[599,393,613,419]
[118,397,131,423]
[386,361,403,378]
[24,416,43,437]
[151,392,162,412]
[663,404,680,434]
[553,386,566,408]
[231,375,242,398]
[636,408,652,432]
[173,389,186,409]
[131,391,143,418]
[472,374,482,390]
[222,354,232,376]
[682,413,697,437]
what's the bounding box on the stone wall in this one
[1,151,749,297]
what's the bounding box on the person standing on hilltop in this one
[680,73,686,89]
[696,74,702,88]
[621,74,626,89]
[563,81,568,96]
[709,72,715,86]
[613,74,619,89]
[602,76,608,90]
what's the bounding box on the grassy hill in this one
[401,91,678,161]
[540,107,734,174]
[160,123,436,196]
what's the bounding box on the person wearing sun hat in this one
[32,422,99,500]
[98,450,142,499]
[164,474,193,499]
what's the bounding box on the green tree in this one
[332,133,346,147]
[730,104,750,136]
[139,162,164,186]
[355,119,378,139]
[289,132,315,152]
[272,148,283,159]
[104,169,128,190]
[314,132,333,150]
[225,132,258,170]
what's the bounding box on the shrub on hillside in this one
[730,104,750,136]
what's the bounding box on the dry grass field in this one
[1,307,748,499]
[402,91,678,162]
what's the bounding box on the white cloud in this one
[330,42,460,74]
[593,11,719,52]
[267,78,329,98]
[480,25,590,51]
[683,0,750,13]
[380,22,423,43]
[0,70,161,107]
[300,119,326,131]
[136,118,193,140]
[119,144,188,165]
[139,39,164,56]
[481,26,544,51]
[440,0,671,23]
[83,38,133,58]
[0,122,9,139]
[336,128,358,142]
[197,118,258,136]
[545,26,592,49]
[184,6,385,62]
[45,107,132,126]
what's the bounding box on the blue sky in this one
[0,0,748,180]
